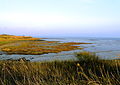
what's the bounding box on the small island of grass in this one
[0,34,91,55]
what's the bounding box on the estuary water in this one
[43,37,120,59]
[0,37,120,61]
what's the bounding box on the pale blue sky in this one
[0,0,120,37]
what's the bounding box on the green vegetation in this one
[0,52,120,85]
[0,41,13,45]
[0,34,40,46]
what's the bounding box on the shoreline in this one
[0,34,92,61]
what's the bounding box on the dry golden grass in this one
[0,34,91,55]
[0,52,120,85]
[0,34,40,46]
[1,41,84,55]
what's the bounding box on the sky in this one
[0,0,120,37]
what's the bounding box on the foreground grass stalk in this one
[0,52,120,84]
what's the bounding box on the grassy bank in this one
[0,34,40,46]
[0,52,120,85]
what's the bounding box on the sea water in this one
[0,37,120,61]
[43,37,120,59]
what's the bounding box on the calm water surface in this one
[0,37,120,61]
[44,37,120,59]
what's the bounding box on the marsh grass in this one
[0,35,119,84]
[0,34,91,55]
[1,41,87,55]
[0,34,40,46]
[0,52,120,85]
[76,52,99,61]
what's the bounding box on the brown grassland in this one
[0,34,91,55]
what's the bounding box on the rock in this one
[17,57,30,62]
[6,57,30,62]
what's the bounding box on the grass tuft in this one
[76,52,99,61]
[0,52,120,84]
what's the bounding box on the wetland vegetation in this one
[0,52,120,85]
[0,34,90,55]
[0,34,120,85]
